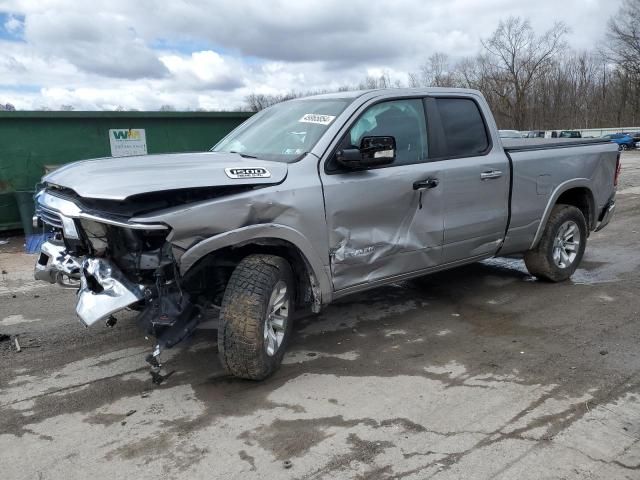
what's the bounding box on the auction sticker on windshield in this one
[225,167,271,179]
[299,113,336,125]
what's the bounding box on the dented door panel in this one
[321,164,444,291]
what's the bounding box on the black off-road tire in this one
[218,254,294,380]
[524,204,587,282]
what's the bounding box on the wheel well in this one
[556,187,595,230]
[181,239,316,310]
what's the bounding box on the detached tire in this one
[524,204,587,282]
[218,254,294,380]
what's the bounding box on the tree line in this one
[246,0,640,131]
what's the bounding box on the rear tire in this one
[218,254,294,380]
[524,204,587,282]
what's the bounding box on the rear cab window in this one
[430,97,491,159]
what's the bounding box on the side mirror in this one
[336,136,396,169]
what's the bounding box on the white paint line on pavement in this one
[1,314,43,326]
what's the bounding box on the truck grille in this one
[36,205,64,229]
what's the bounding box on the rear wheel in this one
[524,204,587,282]
[620,144,628,151]
[217,254,294,380]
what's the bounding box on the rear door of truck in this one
[425,95,510,263]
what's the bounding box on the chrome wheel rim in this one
[552,220,580,268]
[263,280,289,356]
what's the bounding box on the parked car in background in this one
[559,130,582,138]
[499,129,522,139]
[523,130,546,138]
[625,131,640,147]
[602,133,636,151]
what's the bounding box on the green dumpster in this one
[0,192,21,231]
[14,190,35,236]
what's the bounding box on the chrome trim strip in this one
[79,212,169,230]
[36,204,64,228]
[36,190,168,231]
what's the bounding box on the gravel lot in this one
[1,151,639,480]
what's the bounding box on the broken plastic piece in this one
[149,369,175,385]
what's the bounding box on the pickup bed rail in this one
[502,138,611,152]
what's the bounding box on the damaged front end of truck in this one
[33,188,211,382]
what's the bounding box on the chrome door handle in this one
[480,170,503,180]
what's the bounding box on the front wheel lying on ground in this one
[524,204,587,282]
[218,254,294,380]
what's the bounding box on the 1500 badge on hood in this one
[225,167,272,179]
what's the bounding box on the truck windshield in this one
[212,99,350,162]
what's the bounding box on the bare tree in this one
[606,0,640,77]
[606,0,640,125]
[358,71,393,90]
[0,102,16,111]
[244,92,300,111]
[481,17,569,129]
[410,53,458,87]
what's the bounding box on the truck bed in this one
[502,137,611,152]
[499,138,618,257]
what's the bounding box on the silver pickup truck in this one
[33,88,620,380]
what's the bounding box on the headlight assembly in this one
[61,215,80,239]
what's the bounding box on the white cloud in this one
[160,50,243,91]
[0,0,625,110]
[4,13,23,33]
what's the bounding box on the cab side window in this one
[342,99,428,167]
[434,98,490,157]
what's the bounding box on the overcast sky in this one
[0,0,623,111]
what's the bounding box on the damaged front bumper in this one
[34,240,199,342]
[34,241,145,327]
[32,191,201,383]
[34,241,82,287]
[75,257,145,327]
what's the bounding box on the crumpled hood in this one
[44,152,288,200]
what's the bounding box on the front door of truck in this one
[426,96,510,262]
[320,98,444,292]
